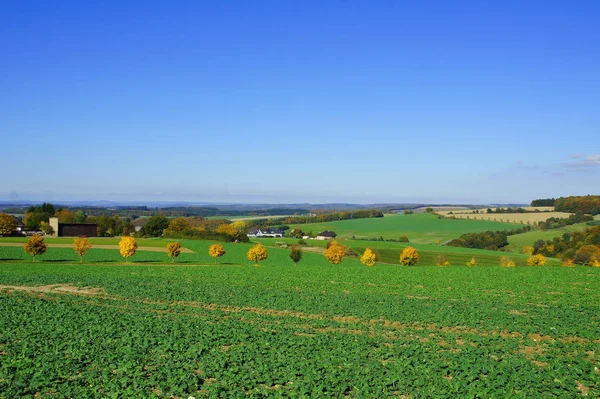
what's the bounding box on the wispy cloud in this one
[561,154,600,169]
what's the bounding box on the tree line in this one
[532,225,600,265]
[246,209,384,229]
[447,226,533,251]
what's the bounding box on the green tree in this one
[289,245,302,266]
[144,215,170,237]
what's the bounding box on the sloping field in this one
[436,211,572,224]
[287,213,525,244]
[0,258,598,397]
[254,237,559,267]
[507,222,595,251]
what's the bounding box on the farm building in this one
[49,217,97,237]
[133,218,147,232]
[316,230,337,240]
[247,227,285,238]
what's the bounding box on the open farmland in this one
[436,210,573,224]
[1,250,599,398]
[287,213,525,244]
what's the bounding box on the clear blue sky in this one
[1,0,599,204]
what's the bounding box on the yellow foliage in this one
[466,257,477,267]
[521,246,534,255]
[55,209,76,223]
[73,237,92,263]
[589,258,600,267]
[167,218,191,233]
[360,248,377,267]
[435,256,450,267]
[500,257,516,267]
[0,213,17,236]
[119,236,137,262]
[324,241,345,265]
[399,247,419,266]
[216,223,237,236]
[24,235,47,262]
[167,242,182,263]
[247,243,268,265]
[561,259,575,267]
[527,254,546,266]
[231,221,246,232]
[209,243,226,263]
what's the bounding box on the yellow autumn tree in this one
[24,235,47,262]
[247,243,268,265]
[209,243,226,263]
[119,236,137,262]
[500,257,516,267]
[561,259,575,267]
[0,213,17,236]
[589,258,600,267]
[527,254,546,266]
[231,221,246,232]
[167,242,182,263]
[324,241,345,265]
[360,248,377,267]
[399,246,419,266]
[73,237,92,263]
[466,257,477,267]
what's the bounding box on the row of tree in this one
[532,225,600,265]
[447,226,533,250]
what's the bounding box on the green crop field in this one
[286,213,526,244]
[1,248,598,398]
[0,236,169,248]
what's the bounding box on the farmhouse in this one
[247,227,284,238]
[49,217,98,237]
[133,218,147,232]
[316,230,337,240]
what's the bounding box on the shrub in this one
[466,257,477,267]
[527,254,546,266]
[360,248,377,267]
[324,241,345,265]
[435,256,450,267]
[289,245,302,266]
[399,247,419,266]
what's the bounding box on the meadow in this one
[1,251,598,398]
[286,213,524,244]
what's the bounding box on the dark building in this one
[58,223,98,237]
[49,217,97,237]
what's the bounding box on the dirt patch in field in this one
[0,242,194,253]
[0,284,105,296]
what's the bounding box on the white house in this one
[247,227,284,238]
[316,230,337,240]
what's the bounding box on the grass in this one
[0,258,598,397]
[286,212,525,244]
[507,222,594,251]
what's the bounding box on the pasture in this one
[1,252,598,397]
[286,213,524,244]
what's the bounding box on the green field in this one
[287,213,526,244]
[507,222,594,251]
[252,237,559,267]
[1,252,598,397]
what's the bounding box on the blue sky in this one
[1,0,599,204]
